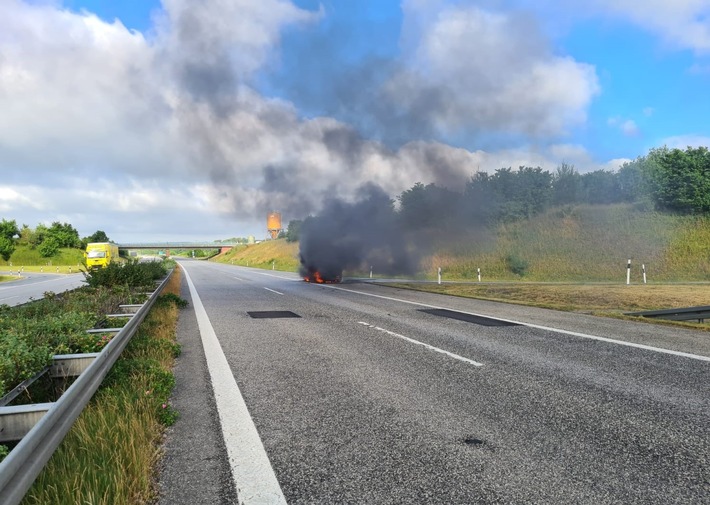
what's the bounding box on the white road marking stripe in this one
[0,295,19,302]
[358,321,484,367]
[232,276,247,282]
[327,285,710,363]
[182,267,286,504]
[264,287,284,295]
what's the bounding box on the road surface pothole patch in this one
[247,311,301,319]
[419,308,519,327]
[463,437,486,447]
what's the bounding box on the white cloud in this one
[607,116,641,137]
[594,0,710,54]
[660,135,710,149]
[620,119,640,137]
[0,0,613,241]
[392,2,600,138]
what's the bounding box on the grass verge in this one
[21,267,185,505]
[386,282,710,331]
[212,238,299,271]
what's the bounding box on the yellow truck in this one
[85,242,119,269]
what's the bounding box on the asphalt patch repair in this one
[247,311,301,319]
[419,308,519,327]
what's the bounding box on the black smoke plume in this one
[299,184,417,280]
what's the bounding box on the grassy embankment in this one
[211,205,709,318]
[0,247,86,275]
[20,268,184,504]
[213,239,300,271]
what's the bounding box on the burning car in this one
[301,266,342,283]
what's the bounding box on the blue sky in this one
[60,0,709,161]
[2,0,709,241]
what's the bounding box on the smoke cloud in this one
[298,185,418,280]
[0,0,611,241]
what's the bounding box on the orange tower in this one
[267,211,282,239]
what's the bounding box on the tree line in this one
[0,221,110,261]
[284,145,709,240]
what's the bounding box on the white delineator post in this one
[438,267,442,285]
[626,259,631,285]
[642,264,647,284]
[477,268,481,282]
[272,260,275,270]
[370,266,373,279]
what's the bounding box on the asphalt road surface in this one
[0,272,86,307]
[157,259,709,504]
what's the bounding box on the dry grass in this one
[388,282,710,330]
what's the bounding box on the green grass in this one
[0,246,85,268]
[208,205,709,282]
[21,270,183,504]
[423,205,710,282]
[213,239,300,271]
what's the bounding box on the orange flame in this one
[303,270,340,283]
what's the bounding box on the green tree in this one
[16,224,33,247]
[0,219,19,261]
[81,230,111,249]
[645,146,710,213]
[398,182,463,230]
[552,163,581,205]
[45,222,81,248]
[38,236,60,258]
[86,230,110,243]
[285,220,303,242]
[580,170,622,204]
[464,172,498,223]
[0,237,14,261]
[32,223,48,247]
[616,160,648,203]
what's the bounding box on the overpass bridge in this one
[117,243,239,256]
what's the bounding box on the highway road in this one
[158,259,709,504]
[0,272,86,307]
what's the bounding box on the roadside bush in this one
[505,253,529,277]
[83,260,167,289]
[0,333,53,397]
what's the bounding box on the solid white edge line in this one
[358,321,484,367]
[264,287,284,295]
[182,267,287,504]
[325,285,710,363]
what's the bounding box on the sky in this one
[1,0,709,243]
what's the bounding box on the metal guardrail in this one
[0,270,173,505]
[625,305,710,323]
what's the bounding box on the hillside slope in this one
[212,205,709,282]
[213,239,300,271]
[425,205,710,281]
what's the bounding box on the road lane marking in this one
[358,321,484,367]
[0,296,19,302]
[325,285,710,363]
[263,287,284,296]
[232,276,247,281]
[182,267,286,504]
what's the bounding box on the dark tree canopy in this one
[645,146,710,213]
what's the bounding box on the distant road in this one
[157,259,709,504]
[0,272,86,306]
